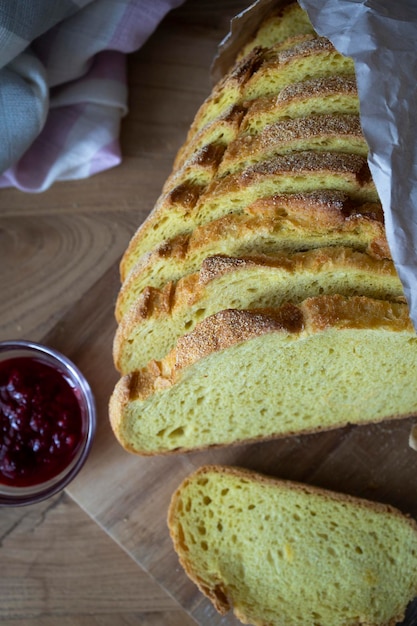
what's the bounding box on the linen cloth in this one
[0,0,184,192]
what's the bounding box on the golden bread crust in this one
[113,247,404,373]
[208,151,373,197]
[115,192,389,322]
[116,295,413,404]
[219,113,367,175]
[173,295,412,371]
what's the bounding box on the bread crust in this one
[272,75,357,106]
[171,295,414,371]
[113,247,404,373]
[111,295,413,405]
[219,113,367,175]
[207,151,373,199]
[116,192,389,321]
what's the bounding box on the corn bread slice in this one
[243,37,354,101]
[116,192,388,320]
[168,465,417,626]
[109,295,417,455]
[120,152,377,282]
[218,113,368,175]
[114,248,403,373]
[242,75,359,134]
[237,1,316,59]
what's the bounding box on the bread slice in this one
[237,2,316,59]
[114,248,403,373]
[168,464,417,626]
[109,295,417,455]
[119,152,377,286]
[198,151,376,221]
[218,113,368,175]
[241,75,359,134]
[116,192,389,320]
[243,37,354,101]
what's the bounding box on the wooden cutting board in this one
[65,284,417,626]
[9,1,413,623]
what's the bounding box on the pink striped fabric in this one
[0,0,185,192]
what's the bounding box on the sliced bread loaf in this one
[120,149,377,282]
[119,31,358,270]
[114,248,403,373]
[116,192,389,320]
[109,295,417,455]
[112,1,417,462]
[168,465,417,626]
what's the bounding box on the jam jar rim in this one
[0,339,96,506]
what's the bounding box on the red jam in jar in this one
[0,357,84,487]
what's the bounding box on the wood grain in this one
[0,491,194,626]
[1,1,417,625]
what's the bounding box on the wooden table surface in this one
[1,1,417,625]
